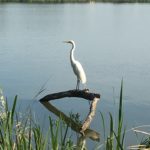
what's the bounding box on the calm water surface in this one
[0,3,150,147]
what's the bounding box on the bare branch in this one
[39,89,100,102]
[39,89,100,141]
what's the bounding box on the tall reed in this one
[99,79,126,150]
[0,90,74,150]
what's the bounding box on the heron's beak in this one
[63,41,69,43]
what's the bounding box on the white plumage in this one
[64,40,87,90]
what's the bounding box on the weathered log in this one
[40,101,100,141]
[40,89,100,102]
[80,97,100,133]
[39,89,100,141]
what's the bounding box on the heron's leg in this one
[76,79,80,90]
[83,83,87,90]
[78,80,80,90]
[76,79,78,90]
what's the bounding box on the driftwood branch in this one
[80,97,100,133]
[40,89,100,102]
[39,89,100,141]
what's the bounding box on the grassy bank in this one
[0,81,150,149]
[0,0,150,3]
[0,93,76,149]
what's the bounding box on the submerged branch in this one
[39,89,100,141]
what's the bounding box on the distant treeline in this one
[0,0,150,3]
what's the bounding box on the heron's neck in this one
[70,43,76,64]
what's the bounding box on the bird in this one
[64,40,87,90]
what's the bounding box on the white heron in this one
[64,40,87,90]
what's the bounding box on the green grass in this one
[0,91,76,150]
[98,80,150,150]
[0,81,150,150]
[98,79,125,150]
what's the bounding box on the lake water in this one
[0,3,150,148]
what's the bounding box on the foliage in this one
[0,89,75,150]
[99,79,126,150]
[1,81,150,150]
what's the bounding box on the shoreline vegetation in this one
[0,81,150,149]
[0,0,150,3]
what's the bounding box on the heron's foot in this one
[74,88,89,92]
[74,87,80,91]
[83,88,89,92]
